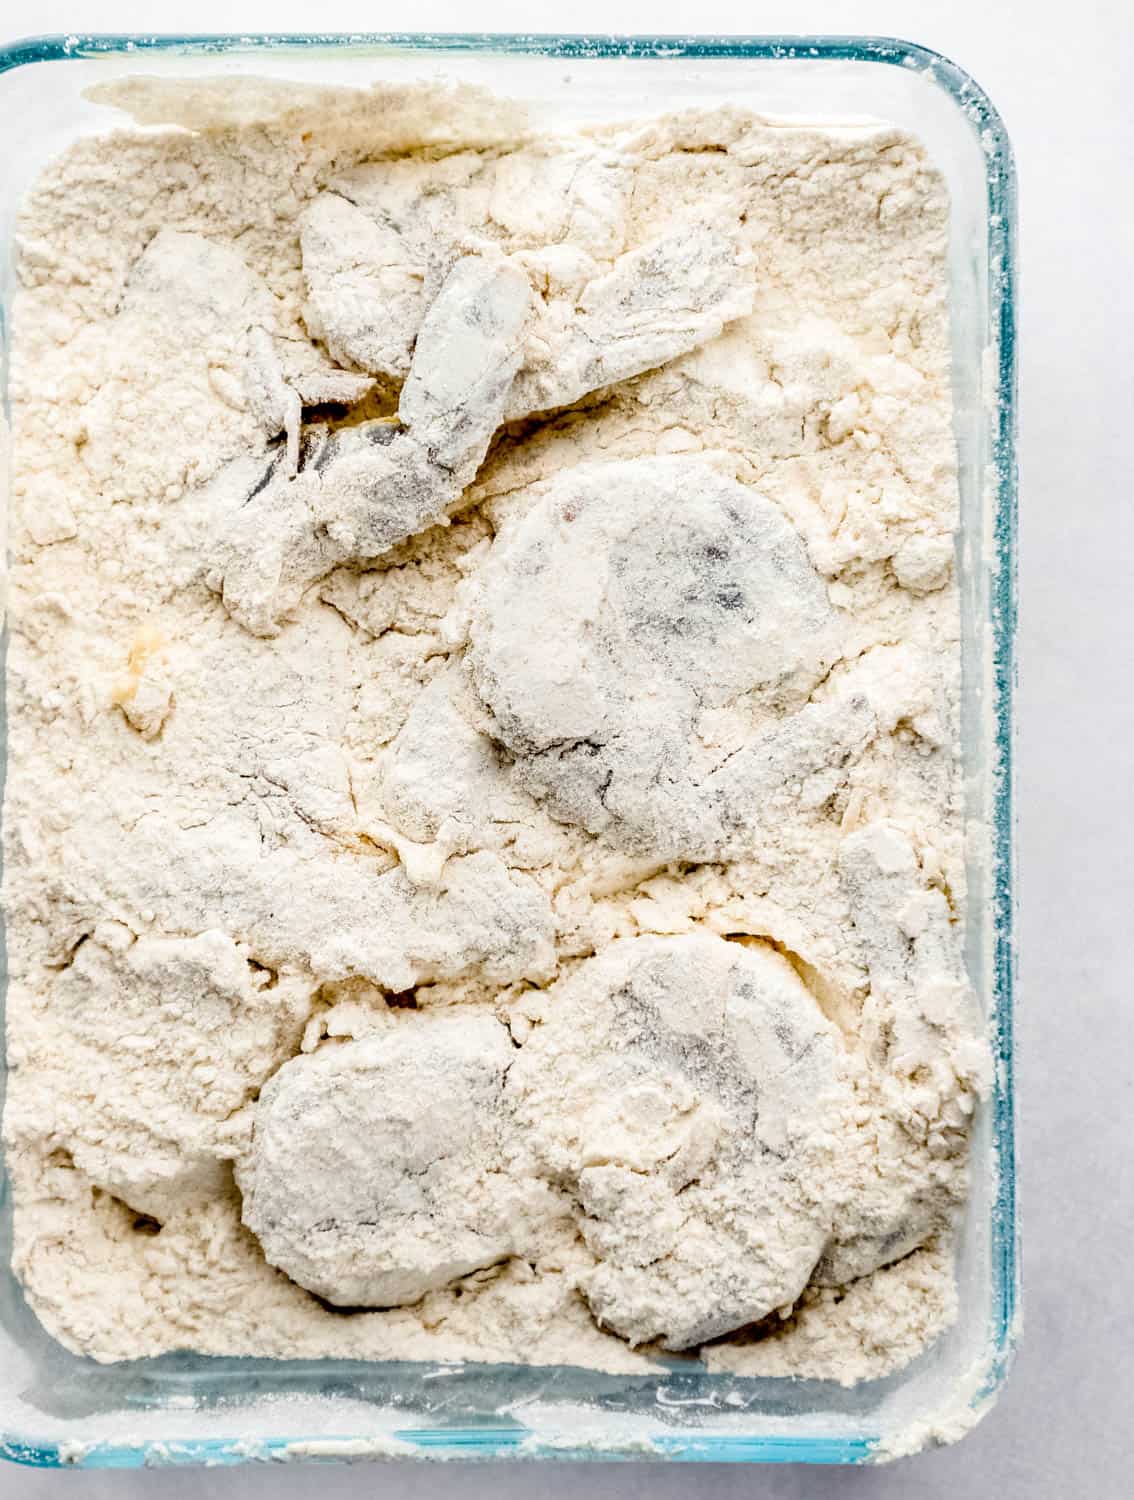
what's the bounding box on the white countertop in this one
[3,1,1131,1495]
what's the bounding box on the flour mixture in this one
[1,76,989,1384]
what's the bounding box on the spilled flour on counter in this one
[2,75,989,1386]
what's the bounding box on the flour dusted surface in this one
[2,78,987,1386]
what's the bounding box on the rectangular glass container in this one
[0,32,1018,1469]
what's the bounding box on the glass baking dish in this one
[0,32,1018,1468]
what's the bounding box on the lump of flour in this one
[379,665,534,850]
[507,934,849,1349]
[503,227,754,421]
[45,610,558,992]
[817,821,989,1285]
[68,813,558,994]
[238,1011,531,1307]
[78,229,370,495]
[74,228,278,499]
[3,927,310,1220]
[465,455,877,859]
[300,192,427,378]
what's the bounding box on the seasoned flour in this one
[2,77,988,1386]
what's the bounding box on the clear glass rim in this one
[0,31,1018,1469]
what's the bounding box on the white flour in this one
[2,77,988,1388]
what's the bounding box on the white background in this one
[4,2,1132,1496]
